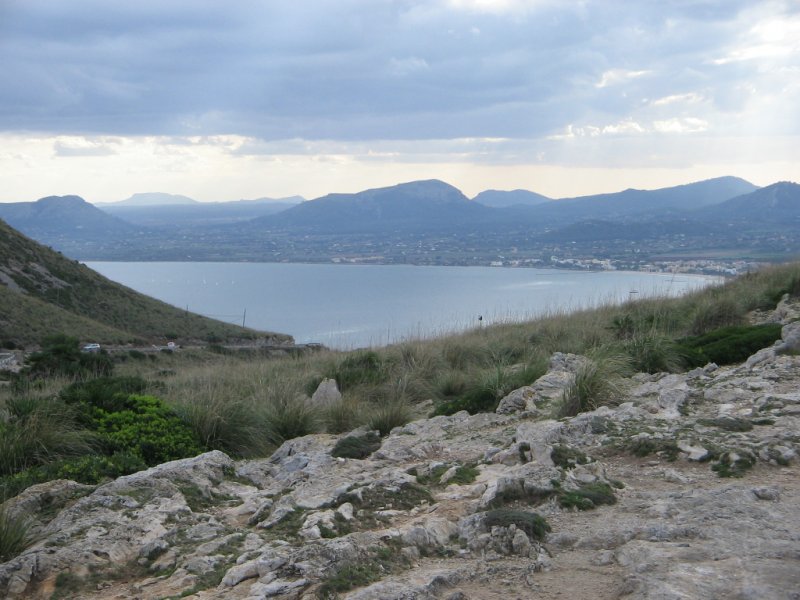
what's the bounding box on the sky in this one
[0,0,798,203]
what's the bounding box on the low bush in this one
[483,509,550,541]
[331,431,382,459]
[85,394,204,466]
[1,452,147,499]
[23,334,113,380]
[676,323,783,368]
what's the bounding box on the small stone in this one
[752,487,780,501]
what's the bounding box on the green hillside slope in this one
[0,219,291,347]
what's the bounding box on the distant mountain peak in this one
[114,192,199,206]
[473,188,551,208]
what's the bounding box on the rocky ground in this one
[2,314,800,599]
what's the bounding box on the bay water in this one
[86,262,718,349]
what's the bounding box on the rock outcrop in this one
[2,343,800,598]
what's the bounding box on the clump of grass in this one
[623,333,684,374]
[689,296,746,335]
[262,394,318,447]
[432,360,546,416]
[557,354,629,418]
[483,509,550,541]
[331,432,382,459]
[323,398,365,434]
[367,400,412,436]
[327,351,388,392]
[177,394,267,458]
[0,503,32,562]
[0,398,92,477]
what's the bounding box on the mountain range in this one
[0,177,798,265]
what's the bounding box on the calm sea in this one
[86,262,718,349]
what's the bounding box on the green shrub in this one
[84,394,203,466]
[0,452,147,499]
[0,504,32,562]
[60,376,151,416]
[676,324,782,368]
[483,509,550,541]
[331,432,382,459]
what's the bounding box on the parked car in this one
[81,343,101,353]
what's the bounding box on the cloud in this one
[53,137,118,157]
[0,0,797,198]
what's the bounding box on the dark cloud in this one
[0,0,795,140]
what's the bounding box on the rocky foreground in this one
[2,321,800,599]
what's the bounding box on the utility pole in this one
[242,309,247,328]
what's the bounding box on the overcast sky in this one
[1,0,798,202]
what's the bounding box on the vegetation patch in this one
[712,451,756,478]
[558,482,617,510]
[432,362,546,416]
[698,416,754,432]
[346,482,433,512]
[317,543,409,598]
[327,351,388,392]
[550,445,591,469]
[624,436,680,461]
[676,324,782,368]
[483,509,551,541]
[331,431,382,459]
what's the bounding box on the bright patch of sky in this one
[0,0,797,202]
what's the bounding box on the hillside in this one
[698,181,800,226]
[1,269,799,598]
[0,218,291,347]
